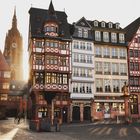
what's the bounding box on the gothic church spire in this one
[12,7,17,29]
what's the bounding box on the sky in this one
[0,0,140,81]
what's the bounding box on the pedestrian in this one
[17,112,21,124]
[54,116,59,132]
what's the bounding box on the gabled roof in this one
[75,17,92,28]
[0,50,10,71]
[124,17,140,42]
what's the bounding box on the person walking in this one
[54,117,60,132]
[17,112,21,124]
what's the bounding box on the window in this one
[60,57,67,66]
[95,47,102,57]
[87,69,92,77]
[103,32,109,42]
[52,73,57,84]
[103,47,110,58]
[83,29,88,38]
[78,28,82,37]
[95,31,101,41]
[0,94,7,101]
[36,55,43,65]
[120,48,126,59]
[57,74,62,84]
[45,41,58,47]
[3,71,10,78]
[134,50,139,57]
[119,33,125,43]
[129,50,133,57]
[73,83,78,93]
[63,74,68,84]
[2,83,9,89]
[73,53,79,62]
[34,72,44,84]
[45,72,51,84]
[96,103,102,112]
[134,63,139,71]
[104,62,111,74]
[87,43,92,50]
[112,80,119,92]
[44,25,58,33]
[134,37,140,43]
[94,21,98,27]
[116,23,120,29]
[108,23,112,28]
[73,41,79,49]
[80,54,86,63]
[45,41,49,47]
[87,83,92,93]
[60,43,66,50]
[96,79,103,92]
[112,63,119,75]
[120,63,127,75]
[111,33,117,43]
[87,55,92,63]
[101,22,106,27]
[80,68,86,77]
[104,79,111,92]
[130,62,134,71]
[80,42,86,50]
[134,77,139,86]
[46,56,58,65]
[95,62,102,74]
[112,48,118,58]
[35,41,42,48]
[73,67,79,77]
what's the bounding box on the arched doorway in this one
[84,106,91,121]
[130,94,138,114]
[72,106,80,122]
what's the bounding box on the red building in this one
[0,50,11,119]
[124,17,140,119]
[28,1,71,130]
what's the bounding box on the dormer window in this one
[116,23,120,29]
[83,29,88,38]
[44,23,58,37]
[101,22,106,28]
[108,23,112,28]
[94,21,98,27]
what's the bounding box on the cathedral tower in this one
[3,8,23,80]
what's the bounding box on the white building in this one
[70,17,95,122]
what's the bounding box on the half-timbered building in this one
[124,17,140,119]
[28,1,71,129]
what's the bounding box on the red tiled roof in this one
[0,50,10,71]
